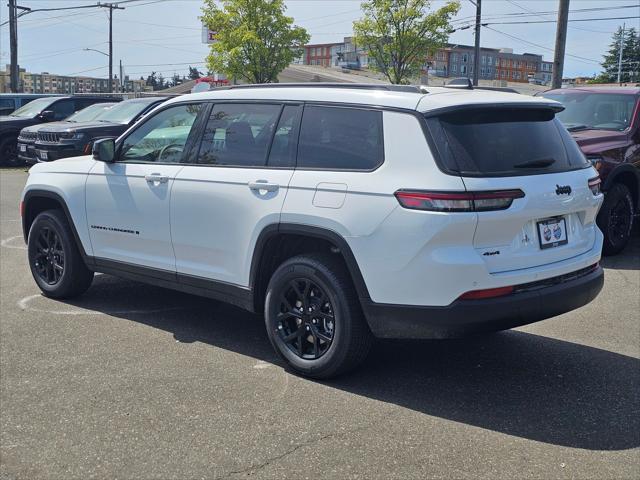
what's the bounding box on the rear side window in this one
[197,103,281,167]
[426,108,589,176]
[298,106,383,170]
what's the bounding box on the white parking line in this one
[17,294,190,316]
[1,235,26,250]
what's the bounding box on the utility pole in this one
[8,0,19,92]
[472,0,481,87]
[119,59,124,92]
[552,0,570,89]
[617,22,625,85]
[98,3,125,93]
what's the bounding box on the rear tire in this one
[264,253,373,379]
[598,183,634,256]
[28,209,94,298]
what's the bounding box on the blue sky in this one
[1,0,638,80]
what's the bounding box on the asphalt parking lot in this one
[1,169,638,479]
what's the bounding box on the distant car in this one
[31,97,168,163]
[18,102,118,165]
[0,93,63,116]
[540,87,640,255]
[0,95,117,166]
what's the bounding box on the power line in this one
[483,26,600,65]
[505,0,612,34]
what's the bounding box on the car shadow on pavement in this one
[600,234,640,270]
[55,274,639,452]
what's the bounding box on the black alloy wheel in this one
[598,183,635,256]
[607,196,632,245]
[33,226,65,285]
[277,278,335,360]
[265,253,374,379]
[28,209,94,298]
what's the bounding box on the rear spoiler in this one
[422,102,565,118]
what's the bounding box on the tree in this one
[353,0,460,84]
[201,0,310,83]
[593,26,640,84]
[145,71,158,90]
[188,66,202,80]
[157,73,166,90]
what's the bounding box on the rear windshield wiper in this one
[566,124,589,132]
[513,158,556,169]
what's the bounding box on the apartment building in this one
[1,65,148,94]
[428,45,551,84]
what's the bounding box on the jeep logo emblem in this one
[555,184,572,195]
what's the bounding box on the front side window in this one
[297,106,383,170]
[50,100,76,120]
[119,104,202,163]
[197,103,282,167]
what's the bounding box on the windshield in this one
[95,100,157,124]
[542,92,638,131]
[425,107,589,177]
[66,103,116,122]
[8,97,59,118]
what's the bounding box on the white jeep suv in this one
[21,84,605,378]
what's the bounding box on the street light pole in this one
[617,22,625,85]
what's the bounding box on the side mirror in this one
[39,110,55,121]
[92,138,116,163]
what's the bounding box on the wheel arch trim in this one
[602,164,640,207]
[249,223,371,302]
[22,189,94,266]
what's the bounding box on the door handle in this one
[145,173,169,184]
[248,180,279,192]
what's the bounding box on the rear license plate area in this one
[537,217,568,250]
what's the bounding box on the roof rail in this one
[213,83,426,94]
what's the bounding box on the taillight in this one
[83,142,93,155]
[395,189,524,212]
[588,176,601,196]
[459,286,514,300]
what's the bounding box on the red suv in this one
[541,87,640,255]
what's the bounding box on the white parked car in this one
[20,84,605,378]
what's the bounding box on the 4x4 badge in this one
[555,184,572,195]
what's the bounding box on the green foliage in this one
[594,26,640,84]
[188,66,202,80]
[201,0,310,84]
[353,0,460,84]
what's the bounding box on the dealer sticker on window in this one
[537,217,568,249]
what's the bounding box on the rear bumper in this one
[362,264,604,339]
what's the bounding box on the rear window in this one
[298,106,383,170]
[425,108,589,176]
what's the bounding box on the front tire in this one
[598,183,635,256]
[0,136,20,167]
[264,253,373,379]
[28,209,94,298]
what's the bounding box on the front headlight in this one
[59,131,86,140]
